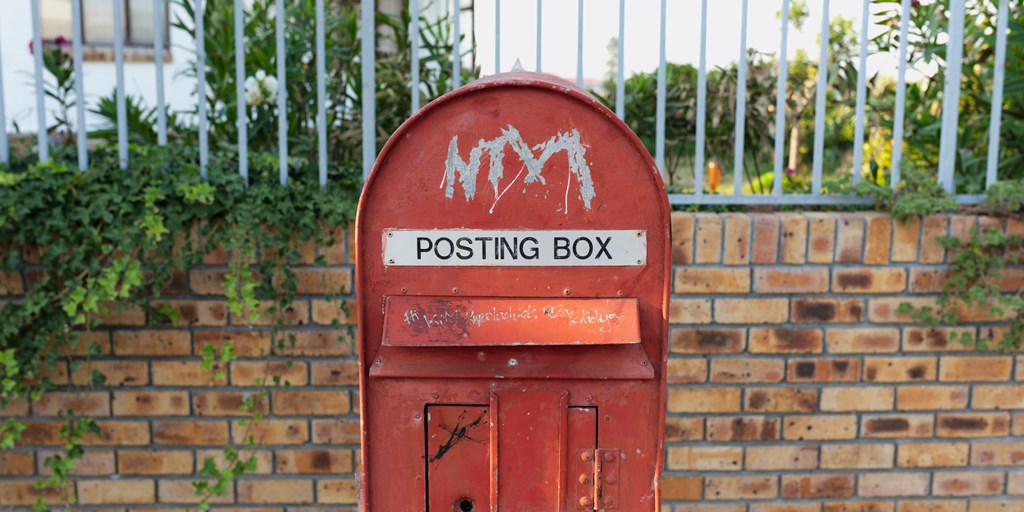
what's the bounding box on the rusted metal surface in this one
[384,297,640,347]
[356,71,670,511]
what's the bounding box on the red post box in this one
[356,71,670,511]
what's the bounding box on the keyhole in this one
[458,498,475,512]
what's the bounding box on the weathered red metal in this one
[356,71,670,511]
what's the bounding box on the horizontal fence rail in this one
[0,0,1013,205]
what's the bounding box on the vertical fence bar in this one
[535,0,542,72]
[410,0,420,112]
[733,0,749,196]
[694,0,708,196]
[30,0,48,162]
[113,0,128,169]
[850,0,869,185]
[276,0,287,186]
[495,0,500,73]
[810,0,830,196]
[453,0,461,87]
[654,0,667,174]
[937,0,965,193]
[234,0,248,183]
[361,0,375,181]
[197,0,208,178]
[316,0,327,185]
[72,0,87,170]
[615,0,625,119]
[890,0,911,188]
[0,26,7,167]
[154,0,167,146]
[985,0,1009,189]
[772,0,791,195]
[576,0,583,87]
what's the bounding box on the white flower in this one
[246,87,263,106]
[263,75,278,94]
[301,52,313,65]
[255,70,267,81]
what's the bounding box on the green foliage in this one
[854,165,959,222]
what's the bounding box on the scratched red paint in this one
[356,71,670,511]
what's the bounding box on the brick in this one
[909,268,952,293]
[293,268,352,294]
[706,416,780,442]
[668,388,741,413]
[0,271,23,295]
[746,387,818,413]
[113,330,191,356]
[779,214,809,264]
[32,391,110,417]
[710,358,783,383]
[782,474,855,499]
[1019,356,1024,381]
[675,268,750,294]
[667,446,743,471]
[321,226,348,265]
[836,214,866,263]
[807,213,837,264]
[722,213,752,265]
[751,214,781,264]
[311,360,359,386]
[232,360,309,386]
[821,443,895,469]
[194,329,272,357]
[36,449,114,476]
[821,386,894,412]
[788,358,861,383]
[869,297,939,323]
[864,214,893,264]
[76,479,155,504]
[312,419,361,444]
[671,328,746,354]
[318,478,358,504]
[934,472,1004,496]
[675,506,745,512]
[273,390,350,415]
[896,500,966,512]
[662,476,703,500]
[824,502,895,512]
[756,268,829,293]
[237,479,313,504]
[231,300,310,327]
[668,358,707,384]
[892,217,921,262]
[974,385,1024,410]
[151,299,227,326]
[783,415,857,441]
[745,445,818,471]
[940,357,1013,382]
[969,499,1024,512]
[194,391,268,416]
[0,396,29,416]
[157,479,233,504]
[71,360,148,386]
[833,268,907,293]
[704,476,777,500]
[664,417,705,442]
[749,328,823,353]
[669,298,713,323]
[195,449,273,475]
[792,299,865,324]
[0,452,34,476]
[0,481,62,506]
[276,449,354,474]
[112,391,189,416]
[151,361,227,386]
[66,330,112,356]
[1010,472,1024,495]
[189,268,231,295]
[904,327,975,352]
[279,330,353,356]
[921,215,950,263]
[859,472,930,497]
[99,302,147,326]
[152,420,228,445]
[670,212,695,264]
[715,298,788,324]
[897,386,970,411]
[949,215,977,258]
[695,213,724,263]
[827,328,900,353]
[312,298,357,325]
[898,443,969,468]
[233,419,307,444]
[972,442,1024,466]
[862,414,934,438]
[936,413,1010,438]
[864,357,937,382]
[118,450,193,475]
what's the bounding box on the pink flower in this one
[786,168,795,176]
[54,35,70,47]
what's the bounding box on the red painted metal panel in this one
[384,297,640,347]
[490,389,569,511]
[426,405,489,511]
[567,407,598,510]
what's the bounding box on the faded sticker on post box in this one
[383,229,646,266]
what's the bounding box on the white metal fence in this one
[0,0,1014,206]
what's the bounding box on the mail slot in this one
[356,71,670,511]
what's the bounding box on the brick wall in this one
[2,212,1023,511]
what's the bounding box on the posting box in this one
[356,71,670,511]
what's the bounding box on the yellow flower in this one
[707,161,721,193]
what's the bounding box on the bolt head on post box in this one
[356,71,670,511]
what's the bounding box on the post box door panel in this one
[426,405,490,512]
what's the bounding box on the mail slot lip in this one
[383,296,641,347]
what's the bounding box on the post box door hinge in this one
[574,448,620,510]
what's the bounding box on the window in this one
[41,0,169,48]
